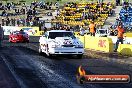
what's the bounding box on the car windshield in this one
[48,32,76,39]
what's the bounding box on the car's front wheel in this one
[39,46,43,55]
[9,38,12,43]
[26,40,29,43]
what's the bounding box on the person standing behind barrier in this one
[89,21,96,36]
[80,25,85,36]
[114,24,125,52]
[0,24,4,47]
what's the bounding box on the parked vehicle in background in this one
[95,28,109,37]
[39,30,84,59]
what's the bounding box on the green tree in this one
[2,0,8,3]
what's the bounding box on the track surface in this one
[0,36,132,88]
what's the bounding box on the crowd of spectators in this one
[0,1,59,27]
[110,2,132,32]
[55,1,115,28]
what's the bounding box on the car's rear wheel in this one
[114,30,118,36]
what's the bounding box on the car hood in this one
[49,37,81,45]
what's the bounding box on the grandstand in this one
[109,3,132,33]
[52,2,115,29]
[119,4,132,31]
[0,0,131,31]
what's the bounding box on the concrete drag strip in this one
[1,47,47,88]
[0,53,26,88]
[11,47,99,88]
[1,36,132,88]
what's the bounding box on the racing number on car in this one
[98,40,106,48]
[41,44,47,51]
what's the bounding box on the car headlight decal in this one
[75,45,83,48]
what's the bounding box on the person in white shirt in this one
[80,25,85,36]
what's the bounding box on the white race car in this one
[39,30,84,58]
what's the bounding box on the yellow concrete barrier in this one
[125,32,132,37]
[75,35,85,44]
[117,44,132,56]
[39,31,45,36]
[76,35,114,52]
[84,35,114,52]
[74,32,80,35]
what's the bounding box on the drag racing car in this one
[39,30,84,58]
[9,31,29,43]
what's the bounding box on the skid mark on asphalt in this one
[1,47,82,88]
[2,46,101,88]
[1,48,47,88]
[27,56,100,88]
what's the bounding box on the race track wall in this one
[76,35,114,52]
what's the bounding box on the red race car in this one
[9,31,29,43]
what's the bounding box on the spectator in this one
[2,19,5,26]
[124,12,128,22]
[2,10,6,16]
[17,19,20,26]
[80,25,85,36]
[89,21,96,36]
[43,27,47,32]
[116,0,120,6]
[11,18,14,26]
[114,24,125,52]
[13,18,16,26]
[6,17,10,26]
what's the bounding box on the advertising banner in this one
[2,26,40,36]
[19,27,40,36]
[2,26,20,35]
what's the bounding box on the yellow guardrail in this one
[118,44,132,56]
[125,32,132,37]
[76,35,114,53]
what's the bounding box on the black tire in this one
[114,30,118,36]
[39,46,43,55]
[9,38,12,43]
[76,54,83,59]
[26,40,29,43]
[48,54,54,59]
